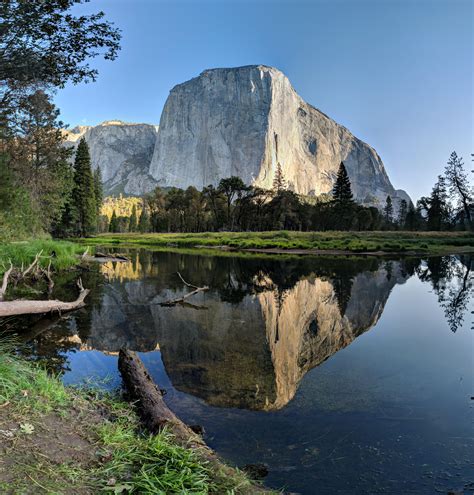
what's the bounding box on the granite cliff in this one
[66,66,409,205]
[150,65,409,206]
[63,120,158,196]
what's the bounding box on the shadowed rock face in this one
[150,65,410,206]
[64,121,159,196]
[81,255,408,411]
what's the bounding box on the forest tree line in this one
[103,158,473,235]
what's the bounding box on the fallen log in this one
[95,251,129,261]
[118,350,269,493]
[0,278,89,318]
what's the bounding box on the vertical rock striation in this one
[150,65,410,206]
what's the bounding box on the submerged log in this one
[160,272,209,306]
[118,349,269,492]
[118,349,191,440]
[0,278,89,317]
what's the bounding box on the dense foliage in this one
[99,159,473,234]
[0,0,120,239]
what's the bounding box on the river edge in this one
[79,231,474,257]
[0,242,273,494]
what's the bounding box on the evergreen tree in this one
[332,163,354,206]
[384,195,393,223]
[444,151,472,229]
[93,167,103,221]
[273,163,287,192]
[424,176,451,230]
[109,210,119,233]
[398,199,408,227]
[129,204,138,232]
[138,207,150,233]
[71,138,96,236]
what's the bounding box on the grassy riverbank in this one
[80,231,474,255]
[0,240,88,276]
[0,342,265,494]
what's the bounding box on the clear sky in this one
[54,0,473,200]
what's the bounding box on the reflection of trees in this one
[416,255,472,333]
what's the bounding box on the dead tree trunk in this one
[118,350,269,492]
[0,279,89,317]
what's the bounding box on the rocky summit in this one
[68,66,409,206]
[63,120,159,196]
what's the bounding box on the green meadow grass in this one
[0,340,263,494]
[80,230,474,254]
[0,239,88,275]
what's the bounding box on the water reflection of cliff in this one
[88,253,409,410]
[14,252,471,411]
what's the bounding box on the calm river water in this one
[5,250,473,494]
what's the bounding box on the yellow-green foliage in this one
[101,195,143,220]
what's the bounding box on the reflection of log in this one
[0,279,89,317]
[118,350,268,493]
[19,314,70,342]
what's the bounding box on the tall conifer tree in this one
[332,163,354,206]
[129,204,138,232]
[72,138,96,236]
[273,163,287,192]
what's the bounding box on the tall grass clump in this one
[0,240,87,275]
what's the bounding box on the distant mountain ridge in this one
[65,66,409,206]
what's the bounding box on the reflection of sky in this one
[63,350,171,392]
[60,269,473,495]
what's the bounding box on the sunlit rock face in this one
[64,121,159,196]
[150,65,410,206]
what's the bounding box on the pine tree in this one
[72,138,96,236]
[93,167,103,221]
[109,209,119,233]
[426,176,450,230]
[398,199,408,227]
[444,151,472,229]
[384,195,393,223]
[273,163,287,192]
[332,163,354,206]
[129,204,138,232]
[138,207,150,233]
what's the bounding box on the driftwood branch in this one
[160,272,209,306]
[177,271,199,289]
[118,350,269,492]
[0,262,13,301]
[95,251,129,261]
[40,260,54,295]
[0,278,89,317]
[22,250,43,278]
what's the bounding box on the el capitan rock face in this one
[65,66,409,205]
[64,120,158,196]
[150,65,409,205]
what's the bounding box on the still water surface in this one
[7,250,474,494]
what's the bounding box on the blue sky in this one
[54,0,472,200]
